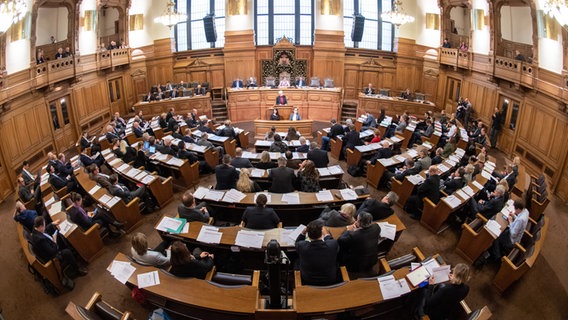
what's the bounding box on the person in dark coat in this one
[268,157,296,193]
[404,166,441,219]
[169,241,214,279]
[295,219,340,286]
[215,155,239,190]
[177,190,210,223]
[337,212,381,277]
[307,142,329,168]
[240,194,280,229]
[355,191,399,221]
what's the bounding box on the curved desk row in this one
[133,95,212,120]
[357,93,436,118]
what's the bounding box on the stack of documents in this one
[484,219,502,238]
[222,189,246,203]
[316,190,334,202]
[340,189,358,200]
[235,230,265,248]
[197,226,223,244]
[377,222,397,240]
[156,216,186,234]
[378,275,411,300]
[137,271,160,288]
[281,193,300,204]
[109,260,136,284]
[193,186,210,199]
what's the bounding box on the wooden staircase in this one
[212,101,228,122]
[341,99,358,122]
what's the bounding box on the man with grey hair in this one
[356,191,399,221]
[469,184,506,219]
[268,156,296,193]
[296,136,309,153]
[338,211,381,277]
[307,142,329,168]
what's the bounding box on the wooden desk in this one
[456,210,509,264]
[197,189,368,226]
[248,164,345,191]
[345,135,405,166]
[111,253,259,319]
[228,87,341,122]
[148,152,199,189]
[253,120,314,141]
[133,95,212,120]
[358,93,436,117]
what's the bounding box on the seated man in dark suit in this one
[321,118,345,151]
[363,83,375,95]
[158,137,176,156]
[21,160,40,187]
[17,176,35,203]
[67,192,123,236]
[56,153,75,177]
[194,84,206,96]
[30,216,87,278]
[443,167,466,195]
[197,120,215,134]
[469,184,506,219]
[177,141,213,174]
[285,151,301,170]
[295,219,339,286]
[355,191,399,221]
[86,164,111,189]
[405,165,441,219]
[215,155,239,190]
[295,77,307,87]
[216,120,237,141]
[108,174,150,207]
[431,147,444,165]
[343,124,363,155]
[47,164,78,192]
[177,190,210,223]
[14,200,41,231]
[307,142,329,168]
[240,194,280,229]
[132,121,144,138]
[361,111,377,131]
[338,212,381,277]
[231,148,253,169]
[268,157,296,193]
[366,141,393,165]
[295,137,309,153]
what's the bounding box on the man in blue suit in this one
[290,107,302,121]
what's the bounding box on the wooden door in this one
[444,77,461,114]
[49,96,77,152]
[109,77,127,115]
[0,145,13,202]
[496,96,520,155]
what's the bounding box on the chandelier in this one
[542,0,568,29]
[381,0,415,27]
[0,0,28,33]
[154,0,187,29]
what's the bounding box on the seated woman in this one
[297,160,320,192]
[131,232,170,268]
[255,151,277,169]
[370,129,381,144]
[169,241,214,279]
[112,139,136,163]
[320,203,356,227]
[269,134,288,153]
[240,194,280,229]
[270,108,280,121]
[417,263,471,320]
[265,126,276,141]
[236,168,262,193]
[285,126,300,141]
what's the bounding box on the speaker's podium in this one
[269,105,293,120]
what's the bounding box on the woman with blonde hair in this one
[236,168,262,193]
[321,203,356,227]
[420,263,471,320]
[297,160,320,192]
[255,151,277,169]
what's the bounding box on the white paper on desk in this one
[340,189,358,201]
[316,190,334,202]
[328,165,344,175]
[446,159,457,167]
[317,167,331,176]
[462,186,474,197]
[444,195,462,209]
[107,196,121,208]
[410,262,421,271]
[181,223,190,234]
[378,275,411,300]
[117,163,129,172]
[134,171,148,181]
[167,158,184,166]
[44,196,55,207]
[197,226,222,244]
[432,265,451,284]
[235,230,265,248]
[421,258,441,275]
[99,194,112,206]
[109,158,121,166]
[407,174,424,185]
[278,193,298,205]
[89,185,101,195]
[472,180,484,190]
[204,190,225,201]
[142,175,156,185]
[48,201,62,217]
[110,261,136,284]
[250,168,266,178]
[58,219,73,236]
[287,224,306,242]
[438,164,449,173]
[193,186,209,199]
[391,136,402,143]
[102,149,111,156]
[126,168,140,178]
[156,216,184,232]
[379,158,395,166]
[481,170,492,179]
[255,192,271,204]
[485,219,502,238]
[455,190,469,201]
[137,271,160,288]
[449,155,460,163]
[407,149,418,157]
[241,151,257,159]
[222,189,246,203]
[395,155,407,162]
[377,222,397,241]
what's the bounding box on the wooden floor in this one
[0,121,567,319]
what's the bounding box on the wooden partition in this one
[133,95,212,120]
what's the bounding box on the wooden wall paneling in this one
[0,144,13,202]
[224,30,256,88]
[312,30,346,88]
[343,67,360,99]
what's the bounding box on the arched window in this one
[175,0,225,51]
[343,0,394,51]
[255,0,314,46]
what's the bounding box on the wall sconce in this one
[425,13,439,30]
[227,0,247,16]
[129,13,144,31]
[321,0,340,16]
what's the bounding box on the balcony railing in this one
[440,48,458,67]
[110,48,130,67]
[494,56,522,83]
